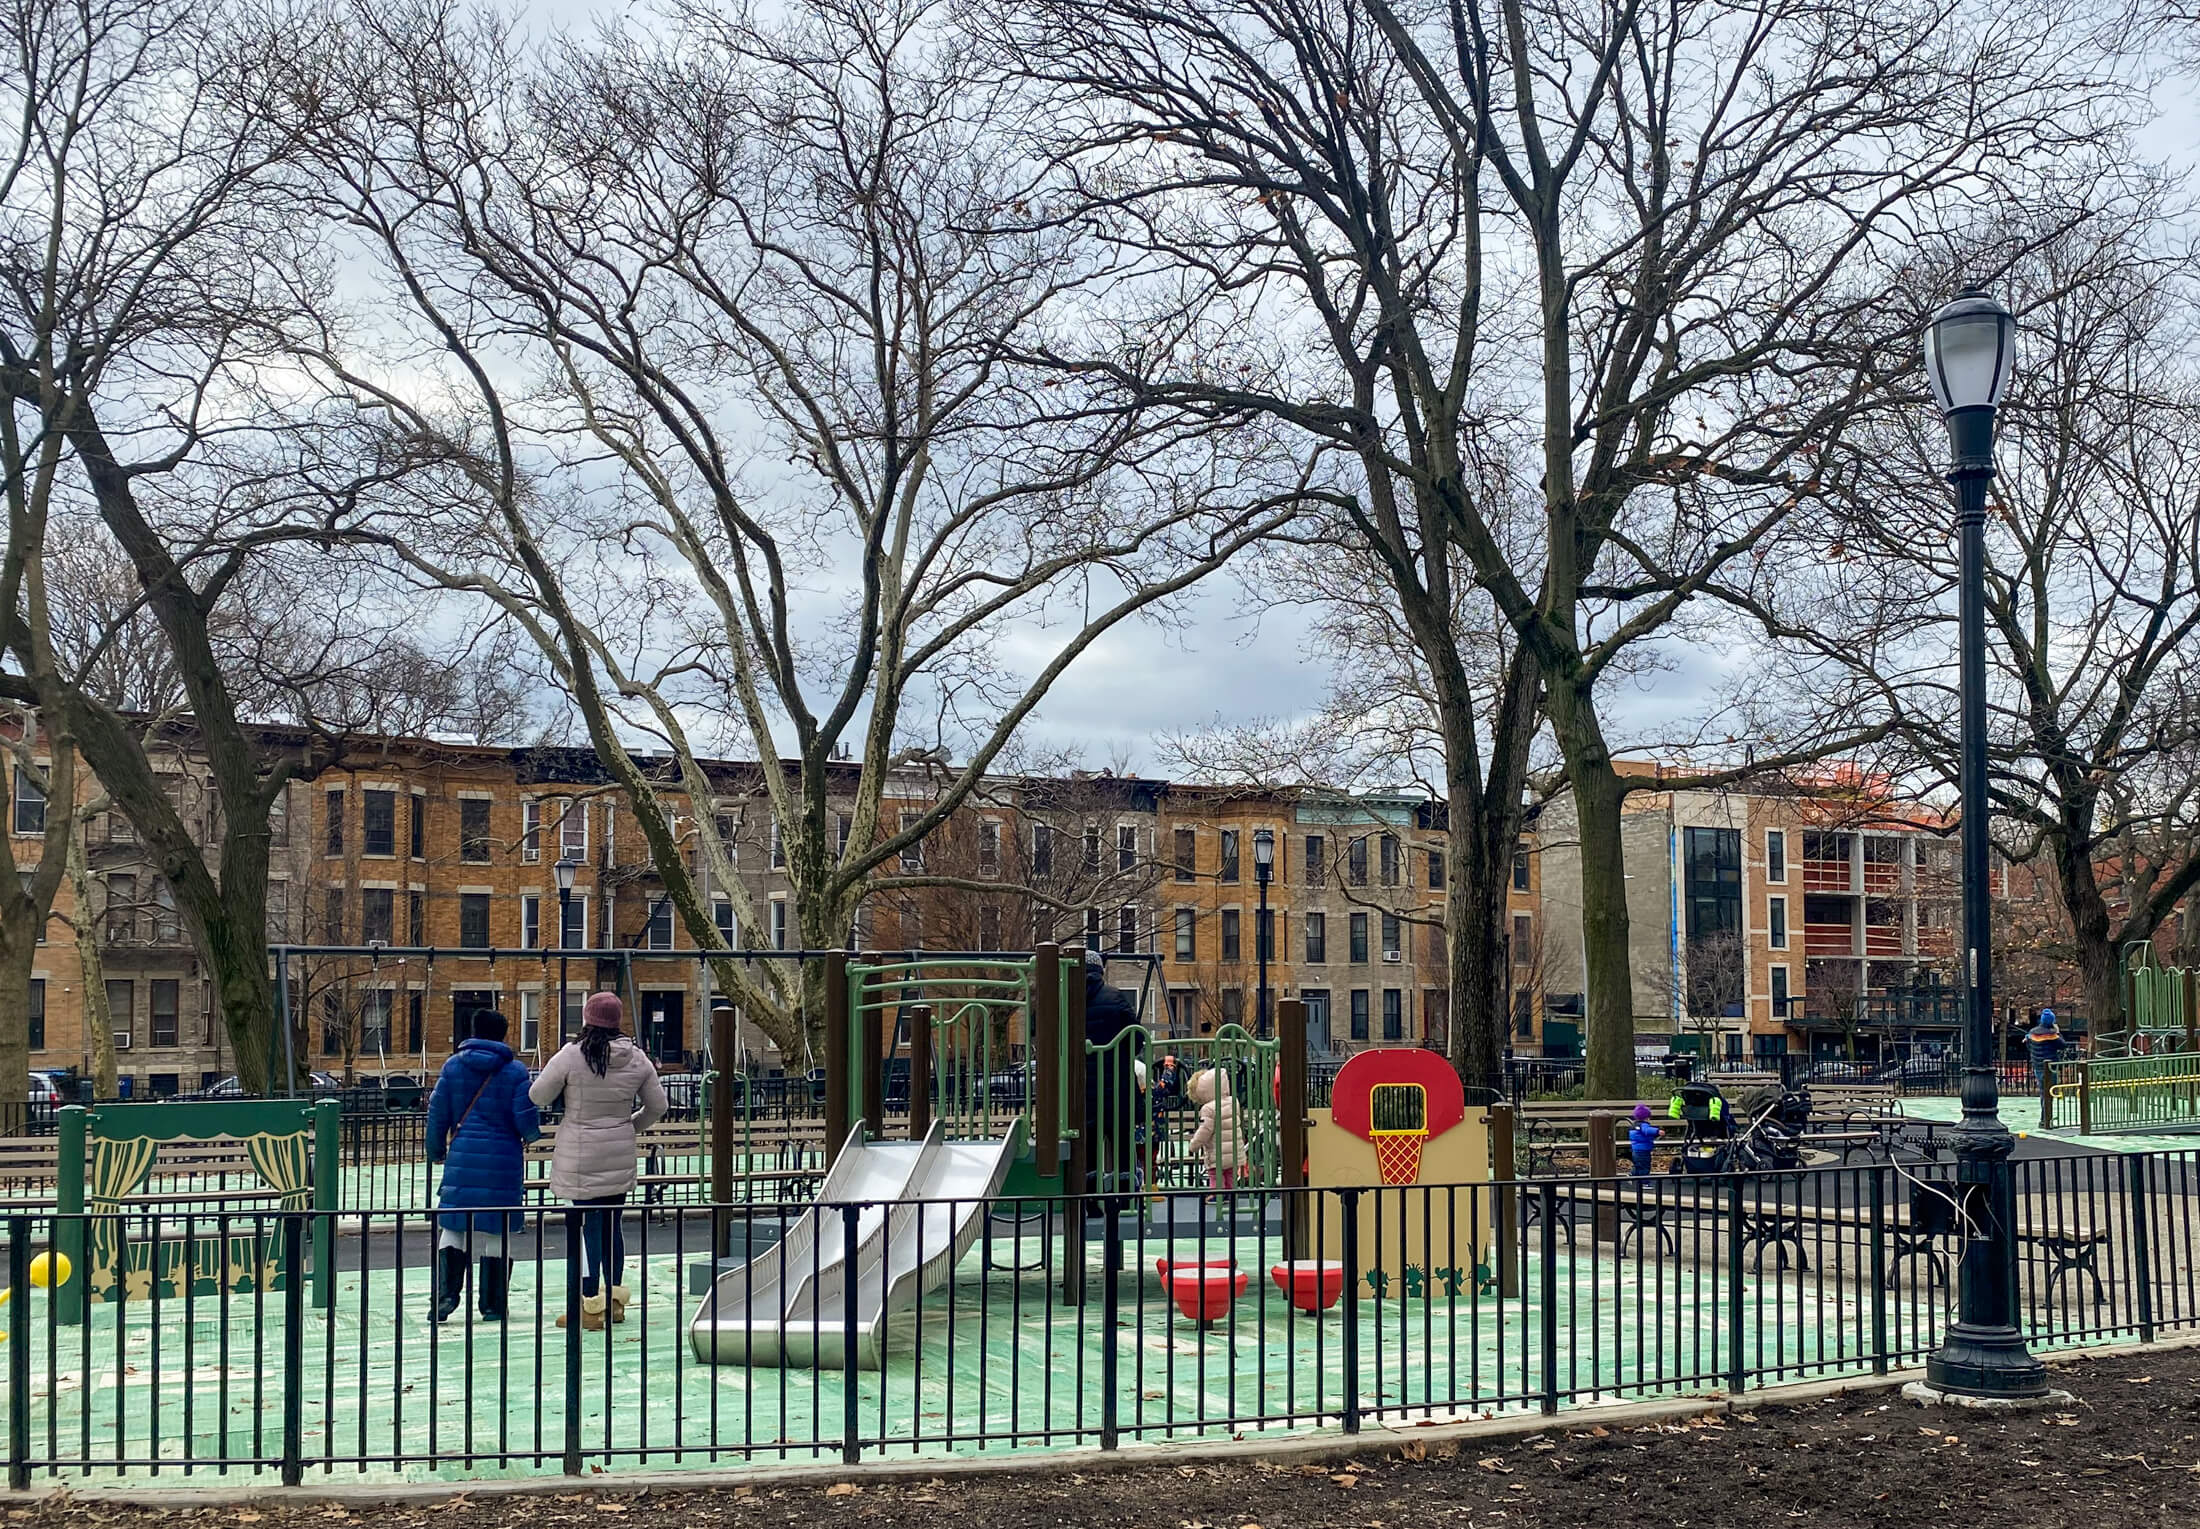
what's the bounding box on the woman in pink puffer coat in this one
[1185,1067,1250,1191]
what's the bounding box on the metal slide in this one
[688,1116,1026,1369]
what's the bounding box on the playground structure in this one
[2043,945,2200,1135]
[689,944,1339,1366]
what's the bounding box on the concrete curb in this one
[18,1333,2190,1508]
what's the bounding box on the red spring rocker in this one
[1154,1256,1236,1280]
[1159,1266,1249,1327]
[1269,1260,1346,1316]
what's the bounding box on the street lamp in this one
[555,856,578,1049]
[1921,286,2045,1400]
[1252,828,1275,1037]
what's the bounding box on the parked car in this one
[185,1071,344,1100]
[1800,1061,1875,1083]
[26,1073,62,1107]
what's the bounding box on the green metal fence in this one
[1088,1025,1282,1192]
[2047,1052,2200,1134]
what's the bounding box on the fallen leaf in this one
[1589,1426,1611,1438]
[1476,1458,1513,1474]
[2018,1460,2041,1467]
[593,1506,629,1515]
[236,1516,262,1525]
[824,1484,860,1499]
[1397,1441,1427,1462]
[2125,1376,2153,1385]
[1331,1475,1360,1488]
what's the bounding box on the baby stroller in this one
[1669,1083,1811,1173]
[1667,1083,1735,1174]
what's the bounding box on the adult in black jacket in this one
[1083,959,1142,1191]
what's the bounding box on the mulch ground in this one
[10,1344,2199,1529]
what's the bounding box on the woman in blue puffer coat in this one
[427,1008,542,1322]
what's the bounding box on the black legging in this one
[577,1193,627,1296]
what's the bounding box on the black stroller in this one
[1669,1083,1811,1174]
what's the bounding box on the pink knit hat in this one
[582,992,624,1030]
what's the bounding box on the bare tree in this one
[994,0,2139,1098]
[1682,927,1750,1049]
[275,0,1296,1053]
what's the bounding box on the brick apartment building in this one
[1533,763,2008,1064]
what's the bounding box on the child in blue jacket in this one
[1628,1103,1659,1176]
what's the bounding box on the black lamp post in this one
[1921,286,2047,1400]
[1252,828,1275,1036]
[555,856,578,1048]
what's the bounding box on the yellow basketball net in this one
[1368,1082,1429,1187]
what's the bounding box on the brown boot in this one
[609,1285,632,1324]
[555,1292,609,1330]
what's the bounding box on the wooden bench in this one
[1517,1101,1662,1176]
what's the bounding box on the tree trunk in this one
[2051,812,2120,1046]
[0,910,35,1135]
[65,824,118,1096]
[1548,675,1637,1099]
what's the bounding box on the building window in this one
[1771,965,1791,1018]
[406,990,424,1052]
[1219,829,1240,884]
[1349,911,1369,964]
[1256,907,1275,962]
[1117,824,1137,873]
[713,899,736,946]
[459,892,490,949]
[519,992,544,1055]
[361,888,394,945]
[363,790,396,857]
[149,878,179,943]
[1381,913,1402,961]
[1174,828,1196,882]
[521,799,543,862]
[409,793,425,859]
[1221,908,1241,961]
[560,894,588,948]
[148,980,179,1047]
[522,894,542,948]
[1304,834,1325,887]
[1513,847,1530,893]
[320,990,346,1055]
[1302,988,1331,1050]
[459,798,491,862]
[644,898,673,950]
[1032,824,1054,879]
[1684,826,1743,940]
[360,989,391,1054]
[322,887,345,942]
[1174,907,1195,962]
[1084,906,1102,947]
[837,813,852,858]
[267,791,286,848]
[107,980,134,1036]
[28,979,44,1051]
[105,872,138,942]
[1347,836,1368,887]
[1512,913,1532,965]
[324,789,345,855]
[1379,834,1401,887]
[1428,848,1445,890]
[1769,895,1788,950]
[897,812,921,871]
[772,821,787,871]
[1766,829,1786,884]
[979,904,1001,951]
[1382,988,1403,1041]
[770,900,789,951]
[1303,912,1326,964]
[561,799,589,861]
[979,820,1000,876]
[408,890,425,946]
[1801,830,1851,864]
[1349,989,1370,1041]
[1117,906,1138,954]
[1423,988,1449,1051]
[1220,988,1244,1030]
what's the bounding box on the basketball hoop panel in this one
[1371,1130,1427,1186]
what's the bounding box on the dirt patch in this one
[10,1345,2200,1529]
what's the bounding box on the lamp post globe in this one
[1921,285,2046,1400]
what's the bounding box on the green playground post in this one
[54,1106,86,1326]
[311,1098,340,1313]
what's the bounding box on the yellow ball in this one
[28,1252,70,1290]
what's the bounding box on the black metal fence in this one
[1,1146,2192,1485]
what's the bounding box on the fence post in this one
[857,979,886,1142]
[1490,1104,1518,1298]
[1341,1188,1362,1433]
[2079,1061,2094,1137]
[1538,1180,1559,1415]
[1277,999,1309,1261]
[1033,944,1061,1179]
[563,1208,583,1474]
[53,1108,84,1327]
[1868,1168,1889,1375]
[1100,1205,1121,1450]
[8,1219,28,1490]
[1726,1175,1746,1397]
[824,952,851,1166]
[907,1005,933,1142]
[841,1202,863,1466]
[280,1213,306,1487]
[1586,1112,1616,1243]
[1061,947,1089,1309]
[711,997,735,1262]
[2126,1154,2156,1343]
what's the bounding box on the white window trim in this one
[521,894,542,947]
[558,797,589,860]
[1768,894,1789,950]
[521,799,544,863]
[1766,828,1788,884]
